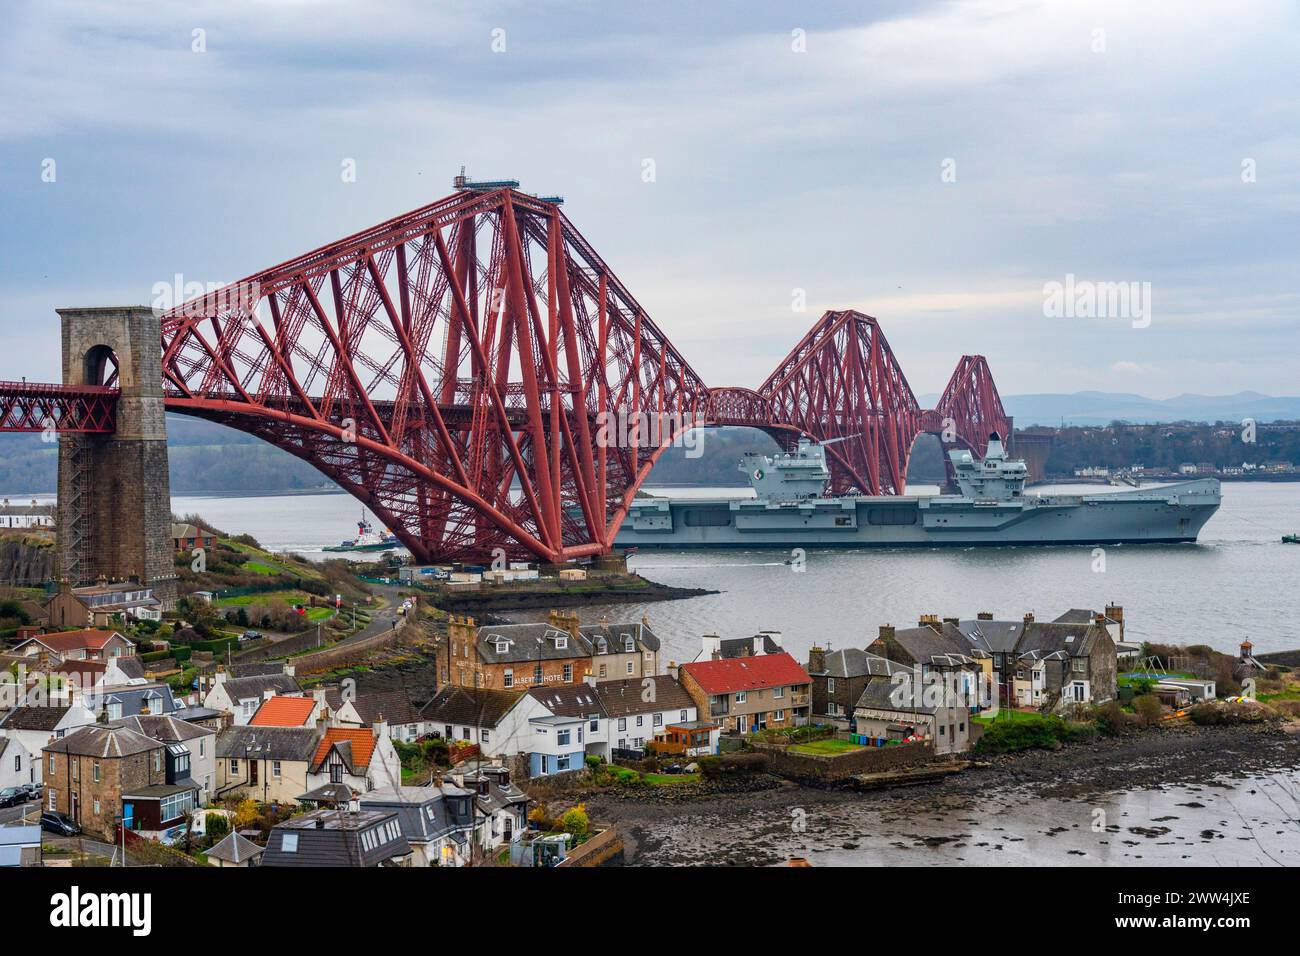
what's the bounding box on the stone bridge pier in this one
[57,306,177,609]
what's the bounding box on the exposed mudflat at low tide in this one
[586,724,1300,866]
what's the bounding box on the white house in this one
[0,499,55,529]
[591,675,700,760]
[0,735,35,789]
[0,700,97,784]
[305,723,403,794]
[204,670,303,726]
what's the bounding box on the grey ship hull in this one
[614,479,1222,549]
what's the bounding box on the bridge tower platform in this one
[56,306,177,609]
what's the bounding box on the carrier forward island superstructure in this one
[614,435,1221,549]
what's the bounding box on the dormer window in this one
[556,636,568,650]
[624,637,634,653]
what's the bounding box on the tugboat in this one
[1283,533,1300,544]
[323,512,401,553]
[615,433,1222,549]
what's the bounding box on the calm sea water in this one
[153,480,1300,667]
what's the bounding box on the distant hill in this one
[3,392,1294,496]
[916,390,1300,427]
[0,415,332,495]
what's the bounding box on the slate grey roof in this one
[955,620,1027,655]
[297,782,356,805]
[205,831,264,864]
[351,690,422,726]
[219,674,302,701]
[44,724,162,758]
[583,621,660,655]
[260,808,411,867]
[0,702,76,732]
[114,714,210,743]
[593,675,694,718]
[876,623,978,667]
[474,622,593,664]
[816,649,911,680]
[716,633,782,659]
[854,679,959,716]
[100,683,178,717]
[418,685,524,729]
[216,725,321,762]
[1052,608,1111,625]
[114,657,146,681]
[360,786,475,843]
[528,683,601,718]
[1016,621,1102,658]
[227,662,291,678]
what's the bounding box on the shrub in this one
[1091,701,1133,736]
[233,799,261,830]
[1129,677,1158,696]
[1132,694,1164,727]
[1188,701,1273,726]
[205,813,230,839]
[560,804,590,843]
[974,714,1069,754]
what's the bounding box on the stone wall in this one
[749,739,937,782]
[290,618,406,674]
[556,825,623,867]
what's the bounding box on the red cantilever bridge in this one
[0,187,1007,563]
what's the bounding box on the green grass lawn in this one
[972,709,1043,725]
[641,772,701,785]
[222,539,323,580]
[789,738,865,756]
[216,589,317,608]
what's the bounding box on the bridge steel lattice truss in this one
[3,188,1008,563]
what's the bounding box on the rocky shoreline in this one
[583,722,1300,865]
[428,575,717,613]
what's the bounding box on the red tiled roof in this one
[681,652,811,694]
[249,695,317,727]
[25,629,127,653]
[312,728,376,771]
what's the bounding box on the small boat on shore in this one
[1284,533,1300,544]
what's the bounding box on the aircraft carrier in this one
[614,434,1222,550]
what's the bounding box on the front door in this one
[249,759,259,785]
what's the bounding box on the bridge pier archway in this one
[56,306,176,607]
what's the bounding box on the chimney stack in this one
[547,608,581,638]
[878,624,896,643]
[918,614,940,631]
[1023,612,1035,623]
[807,645,826,675]
[666,661,679,680]
[977,611,993,620]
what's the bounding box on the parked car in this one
[40,811,81,836]
[19,782,43,799]
[239,630,262,644]
[0,787,25,808]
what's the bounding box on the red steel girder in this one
[159,188,708,563]
[0,381,119,433]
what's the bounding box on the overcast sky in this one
[1,0,1296,398]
